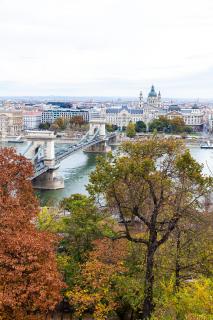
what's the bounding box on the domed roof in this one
[148,85,157,97]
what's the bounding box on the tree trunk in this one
[139,239,157,320]
[175,230,181,320]
[175,230,181,289]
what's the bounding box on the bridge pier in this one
[32,169,64,190]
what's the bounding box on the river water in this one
[1,141,213,205]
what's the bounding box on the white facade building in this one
[162,106,204,131]
[23,111,42,130]
[106,105,144,128]
[0,110,23,136]
[41,108,90,123]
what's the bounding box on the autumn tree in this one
[170,116,186,133]
[68,238,128,320]
[50,117,68,131]
[153,276,213,319]
[70,115,85,127]
[0,148,64,320]
[164,212,213,290]
[37,194,105,290]
[87,138,212,319]
[149,116,189,134]
[152,210,213,320]
[126,122,136,138]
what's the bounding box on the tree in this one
[149,116,191,134]
[68,238,128,320]
[39,122,51,130]
[153,210,213,319]
[59,194,104,263]
[54,117,68,130]
[149,116,170,132]
[70,116,85,127]
[135,121,146,133]
[185,126,193,134]
[50,122,60,132]
[126,122,136,138]
[0,148,64,320]
[154,276,213,319]
[165,213,213,290]
[106,124,118,132]
[87,138,212,319]
[170,116,186,133]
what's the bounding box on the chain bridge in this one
[23,116,117,190]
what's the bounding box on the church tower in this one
[139,90,143,108]
[157,91,162,108]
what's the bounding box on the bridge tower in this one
[86,109,111,153]
[24,130,56,167]
[24,131,64,190]
[89,108,106,137]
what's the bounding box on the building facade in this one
[0,110,23,136]
[23,111,42,130]
[163,106,204,131]
[41,108,90,124]
[106,105,144,128]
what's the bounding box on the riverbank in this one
[109,132,208,146]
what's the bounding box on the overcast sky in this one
[0,0,213,98]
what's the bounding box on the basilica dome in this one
[148,85,157,97]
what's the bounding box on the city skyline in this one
[1,0,213,98]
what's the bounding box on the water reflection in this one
[37,150,97,206]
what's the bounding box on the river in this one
[0,141,213,205]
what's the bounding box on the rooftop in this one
[106,105,143,114]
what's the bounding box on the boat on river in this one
[200,141,213,149]
[7,140,24,143]
[7,135,24,143]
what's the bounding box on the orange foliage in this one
[0,148,65,320]
[69,238,127,320]
[70,116,85,126]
